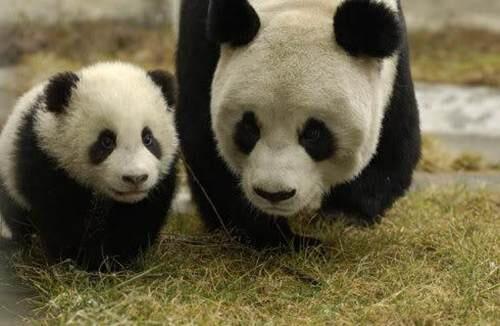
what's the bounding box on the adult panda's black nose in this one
[254,187,296,203]
[122,174,149,186]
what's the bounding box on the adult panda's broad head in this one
[209,0,402,217]
[35,62,178,204]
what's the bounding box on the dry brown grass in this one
[418,135,499,173]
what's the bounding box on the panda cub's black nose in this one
[254,187,296,203]
[122,174,149,186]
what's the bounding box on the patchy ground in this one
[2,24,500,89]
[12,188,500,325]
[410,29,500,88]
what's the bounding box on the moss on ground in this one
[12,188,500,325]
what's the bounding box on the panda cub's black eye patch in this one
[234,111,260,155]
[299,119,335,161]
[142,127,162,159]
[90,129,116,165]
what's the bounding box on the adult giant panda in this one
[0,62,179,270]
[176,0,421,247]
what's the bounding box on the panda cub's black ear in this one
[148,70,177,108]
[334,0,402,59]
[45,72,79,114]
[207,0,261,46]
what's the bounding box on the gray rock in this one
[417,83,500,162]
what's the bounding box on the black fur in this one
[148,70,177,107]
[176,0,420,247]
[207,0,261,46]
[1,105,178,272]
[89,129,116,165]
[45,72,79,114]
[234,111,260,155]
[143,127,162,160]
[299,119,336,162]
[334,0,402,58]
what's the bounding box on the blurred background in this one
[0,0,499,171]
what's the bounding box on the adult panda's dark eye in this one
[234,111,260,155]
[299,118,335,162]
[301,128,322,143]
[99,130,116,150]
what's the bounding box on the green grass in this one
[13,188,500,325]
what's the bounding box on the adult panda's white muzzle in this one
[241,144,324,217]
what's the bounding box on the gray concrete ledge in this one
[413,172,500,191]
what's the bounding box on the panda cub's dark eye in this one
[142,127,162,159]
[99,130,116,150]
[234,111,260,155]
[299,118,335,162]
[90,129,116,165]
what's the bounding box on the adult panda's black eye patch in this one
[142,127,162,159]
[299,119,335,161]
[234,111,260,155]
[89,129,116,165]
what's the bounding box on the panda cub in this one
[0,62,178,270]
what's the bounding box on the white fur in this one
[1,62,178,206]
[211,0,399,216]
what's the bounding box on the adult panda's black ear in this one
[148,70,177,108]
[207,0,261,46]
[334,0,402,59]
[45,72,79,114]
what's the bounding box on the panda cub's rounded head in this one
[36,62,178,203]
[208,0,402,217]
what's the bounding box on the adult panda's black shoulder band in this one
[334,0,402,59]
[45,72,79,114]
[207,0,261,46]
